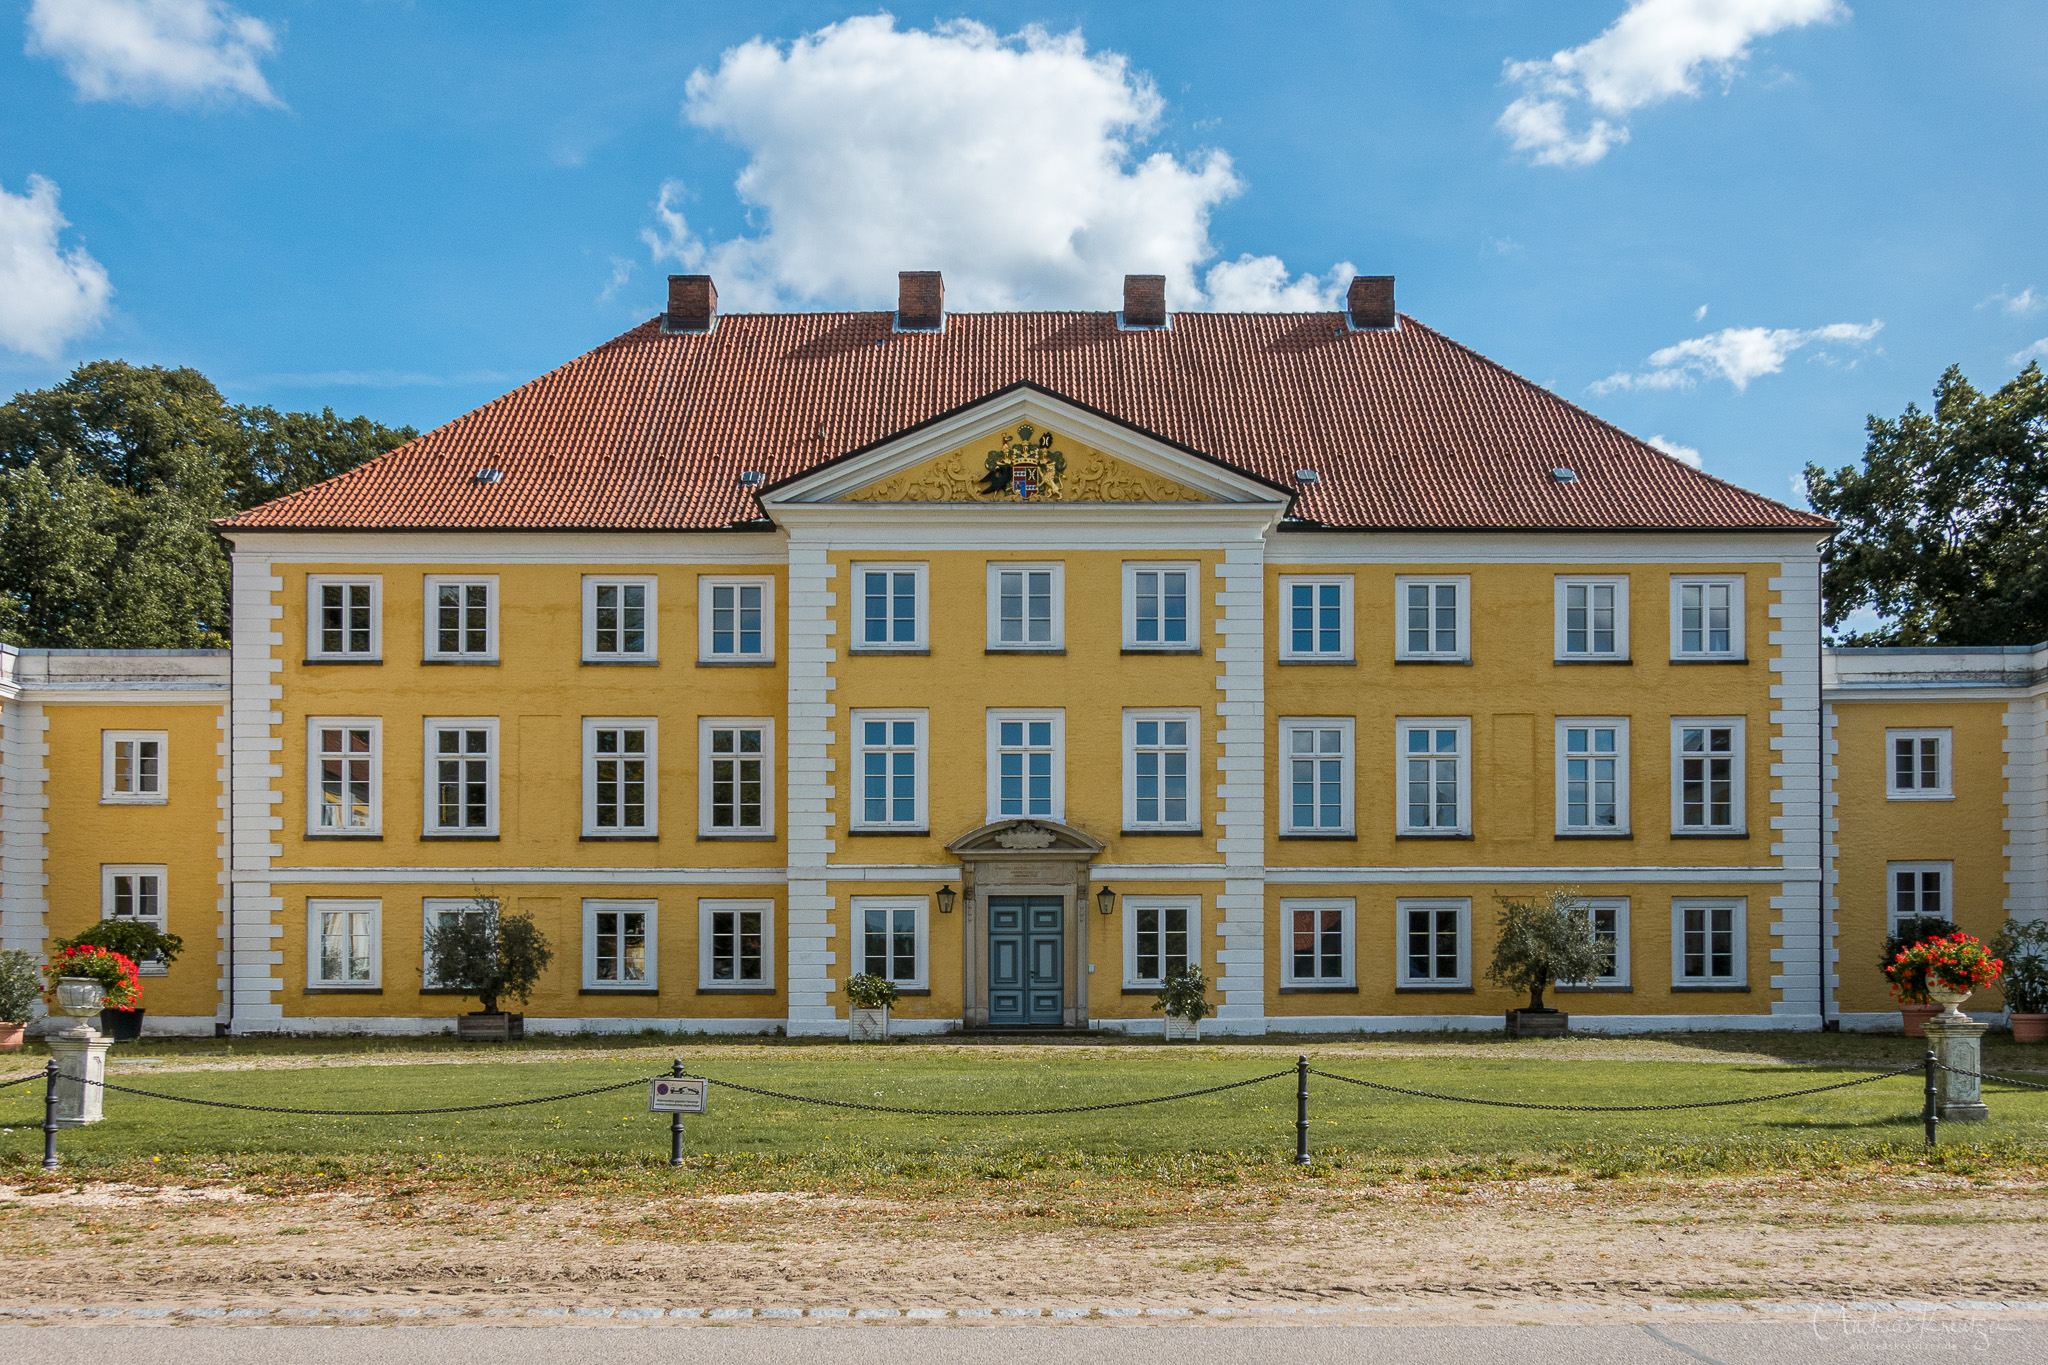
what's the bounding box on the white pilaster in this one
[1819,702,1841,1024]
[784,543,840,1035]
[2005,694,2048,923]
[0,696,50,957]
[1210,542,1268,1034]
[228,551,286,1031]
[1766,555,1825,1027]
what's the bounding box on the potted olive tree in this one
[423,897,552,1041]
[845,973,898,1041]
[56,921,185,1042]
[1883,915,1958,1037]
[1487,889,1605,1038]
[0,949,42,1050]
[1992,918,2048,1042]
[1152,966,1214,1041]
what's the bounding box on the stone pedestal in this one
[46,1031,110,1127]
[1923,1011,1990,1122]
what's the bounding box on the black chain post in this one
[669,1058,686,1168]
[1294,1054,1311,1166]
[42,1058,60,1170]
[1922,1048,1939,1147]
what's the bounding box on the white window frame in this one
[582,574,658,662]
[101,730,167,804]
[1278,575,1353,662]
[851,895,929,991]
[422,574,498,662]
[986,561,1065,651]
[697,574,774,664]
[305,716,382,836]
[101,863,167,941]
[986,708,1066,823]
[1672,897,1748,987]
[306,574,381,661]
[1396,897,1471,987]
[423,717,500,836]
[850,709,929,831]
[306,898,381,989]
[850,562,929,653]
[1280,897,1355,988]
[582,717,657,838]
[1572,897,1631,988]
[698,898,774,990]
[1122,707,1201,832]
[1395,716,1473,836]
[698,717,774,838]
[582,898,657,991]
[1394,574,1471,662]
[1553,575,1630,662]
[1279,717,1355,836]
[1554,717,1630,836]
[1887,861,1953,932]
[422,896,493,988]
[1669,575,1746,661]
[1123,894,1200,989]
[1670,716,1746,835]
[1885,728,1953,800]
[1122,561,1200,651]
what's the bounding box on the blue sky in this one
[2,0,2044,510]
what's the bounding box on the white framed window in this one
[1554,576,1629,661]
[423,576,496,661]
[1580,897,1631,987]
[698,575,773,663]
[1555,718,1629,835]
[852,563,928,652]
[307,898,380,988]
[306,575,380,661]
[422,897,493,987]
[987,562,1064,650]
[1395,575,1470,661]
[699,898,773,989]
[1886,728,1952,800]
[1397,897,1471,987]
[1672,897,1746,986]
[1888,861,1952,931]
[101,730,166,803]
[1123,708,1199,831]
[101,865,168,975]
[1670,576,1745,661]
[1123,562,1197,650]
[423,718,498,835]
[583,575,657,662]
[699,719,773,837]
[1123,895,1199,988]
[851,710,928,831]
[1281,897,1355,988]
[583,718,656,837]
[1396,717,1472,835]
[583,899,656,990]
[986,709,1065,822]
[306,717,381,835]
[1278,575,1352,661]
[1671,717,1745,834]
[1280,717,1354,835]
[852,895,928,990]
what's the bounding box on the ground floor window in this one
[1124,896,1198,987]
[1397,898,1470,987]
[421,897,493,987]
[1887,861,1950,931]
[1672,898,1746,986]
[699,900,773,989]
[1280,898,1354,988]
[308,899,380,988]
[584,900,655,989]
[852,896,927,990]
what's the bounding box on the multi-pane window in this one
[1397,718,1470,834]
[585,721,654,835]
[1556,720,1628,834]
[1671,577,1743,660]
[309,719,378,833]
[1673,719,1743,833]
[426,720,496,834]
[1126,711,1195,829]
[1128,900,1192,986]
[1674,899,1745,985]
[583,901,653,988]
[425,578,494,660]
[308,577,378,660]
[1125,563,1194,649]
[990,564,1061,648]
[102,731,165,803]
[1395,576,1468,661]
[1281,898,1353,987]
[700,577,771,662]
[855,565,925,651]
[852,897,925,988]
[585,577,655,660]
[1556,577,1627,660]
[1279,577,1351,660]
[1888,862,1951,930]
[422,898,491,987]
[989,711,1061,820]
[701,721,770,835]
[699,901,771,988]
[1398,899,1469,986]
[309,899,379,987]
[853,712,926,829]
[1585,898,1630,986]
[1886,729,1952,799]
[1280,719,1353,835]
[102,865,168,974]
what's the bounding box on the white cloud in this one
[1645,433,1702,467]
[2011,338,2048,366]
[646,16,1349,311]
[597,255,636,304]
[1499,0,1846,167]
[0,175,113,360]
[1592,320,1881,393]
[1983,286,2043,317]
[26,0,281,107]
[1693,303,1708,321]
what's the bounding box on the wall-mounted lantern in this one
[935,885,956,915]
[1096,884,1116,918]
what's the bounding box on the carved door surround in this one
[945,819,1106,1028]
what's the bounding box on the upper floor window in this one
[1670,576,1745,661]
[1280,718,1353,836]
[1555,576,1628,661]
[584,719,655,837]
[102,731,166,804]
[1278,576,1352,661]
[852,711,927,831]
[307,575,379,661]
[1397,717,1471,836]
[1397,897,1471,987]
[988,563,1063,650]
[584,575,656,662]
[987,709,1063,822]
[1125,896,1198,989]
[424,576,496,661]
[699,899,773,989]
[853,896,928,990]
[1124,709,1198,831]
[1671,718,1744,834]
[699,576,773,663]
[308,898,380,989]
[307,718,380,835]
[1124,562,1196,650]
[1673,898,1746,986]
[425,718,498,836]
[583,899,655,990]
[1886,728,1952,800]
[1556,719,1629,835]
[853,563,927,652]
[700,719,772,837]
[1395,575,1469,662]
[1888,861,1951,931]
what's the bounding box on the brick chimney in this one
[1346,275,1396,330]
[897,271,944,330]
[664,275,717,334]
[1122,274,1167,328]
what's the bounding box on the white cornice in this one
[219,530,789,565]
[1268,531,1827,565]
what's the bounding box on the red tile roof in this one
[220,311,1829,533]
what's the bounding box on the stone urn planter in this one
[849,1006,890,1042]
[54,976,108,1033]
[1162,1014,1200,1042]
[456,1011,524,1041]
[1899,1004,1941,1038]
[1505,1009,1569,1039]
[2010,1013,2048,1044]
[1928,982,1972,1019]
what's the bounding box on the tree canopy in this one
[1805,362,2048,646]
[0,360,414,648]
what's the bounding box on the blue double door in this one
[987,896,1064,1026]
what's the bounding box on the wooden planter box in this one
[457,1012,524,1041]
[1505,1009,1568,1038]
[1162,1015,1200,1041]
[849,1007,890,1042]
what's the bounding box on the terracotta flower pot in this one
[1899,1004,1940,1038]
[2010,1013,2048,1044]
[0,1021,24,1051]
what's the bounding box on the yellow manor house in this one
[3,273,2044,1037]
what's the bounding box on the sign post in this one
[649,1060,708,1167]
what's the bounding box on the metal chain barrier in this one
[1933,1060,2048,1092]
[1307,1063,1922,1112]
[675,1067,1297,1117]
[0,1071,44,1090]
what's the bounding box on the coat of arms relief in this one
[843,426,1211,504]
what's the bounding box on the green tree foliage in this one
[0,360,414,647]
[1805,363,2048,646]
[422,898,553,1016]
[1486,888,1607,1012]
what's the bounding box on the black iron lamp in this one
[935,884,956,915]
[1096,884,1116,917]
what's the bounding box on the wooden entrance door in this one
[987,896,1064,1026]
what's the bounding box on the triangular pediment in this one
[946,818,1106,857]
[844,427,1211,505]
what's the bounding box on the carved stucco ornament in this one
[844,428,1211,504]
[992,822,1058,850]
